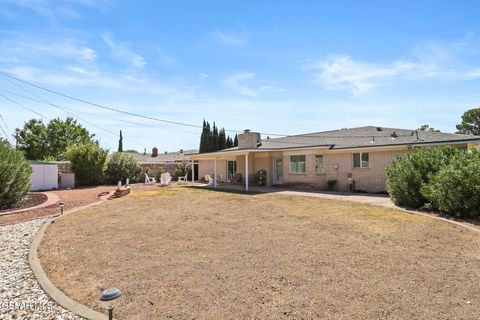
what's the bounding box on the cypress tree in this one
[226,136,233,148]
[199,119,207,153]
[118,130,123,152]
[218,128,226,150]
[234,134,238,147]
[212,122,219,151]
[206,122,213,152]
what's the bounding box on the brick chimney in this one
[238,130,261,149]
[151,147,158,157]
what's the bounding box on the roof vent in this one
[391,132,398,139]
[376,127,382,131]
[243,129,251,133]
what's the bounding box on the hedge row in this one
[0,143,32,209]
[386,146,480,218]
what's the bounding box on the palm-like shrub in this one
[0,143,32,209]
[104,152,141,184]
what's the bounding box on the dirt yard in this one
[0,186,114,226]
[39,187,480,320]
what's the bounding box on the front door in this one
[273,158,283,185]
[227,160,237,183]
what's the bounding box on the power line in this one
[1,78,148,149]
[0,92,48,118]
[0,122,12,144]
[0,72,419,145]
[0,112,8,129]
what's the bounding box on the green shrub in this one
[66,143,107,186]
[327,180,337,191]
[174,162,192,181]
[385,146,461,208]
[104,152,141,184]
[421,150,480,218]
[0,143,32,209]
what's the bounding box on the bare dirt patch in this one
[39,187,480,319]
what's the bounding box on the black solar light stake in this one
[99,288,123,320]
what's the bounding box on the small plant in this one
[174,161,192,181]
[0,143,32,209]
[104,152,141,184]
[327,179,337,191]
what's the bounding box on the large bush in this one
[0,143,32,209]
[385,146,461,208]
[66,143,107,186]
[422,150,480,218]
[104,152,141,184]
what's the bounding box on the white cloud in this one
[211,29,247,46]
[102,33,146,68]
[223,72,273,97]
[0,38,97,63]
[303,55,417,95]
[304,42,480,95]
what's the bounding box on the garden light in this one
[99,288,122,320]
[59,202,65,215]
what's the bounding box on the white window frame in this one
[315,155,325,174]
[353,152,370,168]
[289,155,306,173]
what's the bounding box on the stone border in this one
[29,196,116,320]
[0,192,59,216]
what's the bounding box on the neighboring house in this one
[125,148,198,180]
[192,126,480,192]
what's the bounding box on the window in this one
[353,152,369,168]
[315,155,324,174]
[289,155,306,173]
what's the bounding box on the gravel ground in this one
[0,219,81,319]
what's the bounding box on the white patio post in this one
[191,160,194,185]
[245,153,249,191]
[214,158,217,188]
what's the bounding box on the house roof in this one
[197,126,480,155]
[125,149,198,164]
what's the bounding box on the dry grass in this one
[39,186,480,320]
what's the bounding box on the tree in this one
[456,107,480,135]
[66,143,107,186]
[234,134,238,147]
[15,117,95,160]
[218,128,226,150]
[0,142,32,209]
[104,152,141,184]
[226,136,233,148]
[417,124,440,132]
[0,137,10,148]
[212,122,219,151]
[118,130,123,152]
[15,119,48,160]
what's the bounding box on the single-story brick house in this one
[191,126,480,192]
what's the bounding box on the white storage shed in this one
[30,161,58,191]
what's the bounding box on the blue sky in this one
[1,1,480,152]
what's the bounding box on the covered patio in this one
[191,149,283,191]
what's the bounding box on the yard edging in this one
[0,192,59,216]
[28,193,116,320]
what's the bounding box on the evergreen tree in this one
[218,128,226,150]
[199,119,207,153]
[226,136,233,148]
[206,122,213,152]
[234,134,238,147]
[212,122,219,151]
[118,130,123,152]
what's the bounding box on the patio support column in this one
[214,158,217,188]
[245,153,249,191]
[191,160,194,185]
